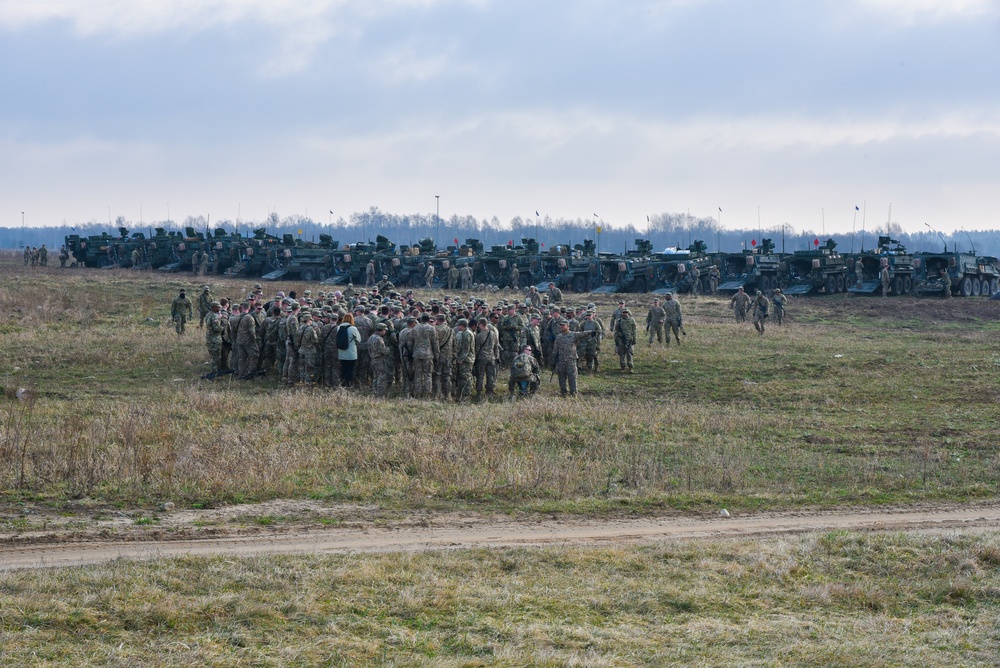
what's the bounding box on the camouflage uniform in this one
[941,270,952,298]
[663,297,682,345]
[854,258,865,288]
[199,252,209,276]
[433,318,454,400]
[424,264,435,288]
[281,311,300,385]
[708,266,720,294]
[205,305,225,373]
[731,289,751,322]
[171,293,193,335]
[689,265,701,297]
[772,291,787,325]
[320,317,341,387]
[459,265,473,290]
[229,310,245,377]
[259,309,280,373]
[353,312,374,387]
[580,313,603,373]
[398,320,416,398]
[219,308,232,371]
[751,293,770,335]
[880,266,890,298]
[553,326,596,396]
[509,266,520,289]
[614,312,637,372]
[410,319,439,398]
[508,350,540,396]
[498,310,525,369]
[453,321,476,402]
[197,288,213,329]
[448,266,460,290]
[368,328,393,397]
[297,315,321,383]
[237,307,261,378]
[646,302,666,345]
[474,321,500,400]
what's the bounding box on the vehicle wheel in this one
[520,274,532,288]
[318,269,329,281]
[757,276,769,292]
[301,268,316,281]
[632,277,647,293]
[903,276,913,294]
[990,278,999,296]
[573,274,587,293]
[960,276,973,297]
[824,276,837,294]
[836,274,846,293]
[972,278,982,296]
[892,276,903,296]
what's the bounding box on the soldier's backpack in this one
[511,354,531,379]
[336,324,351,351]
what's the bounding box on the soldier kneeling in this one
[508,345,541,398]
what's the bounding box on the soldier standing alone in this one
[171,290,193,336]
[552,320,598,397]
[614,308,637,373]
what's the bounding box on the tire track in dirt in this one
[2,504,999,571]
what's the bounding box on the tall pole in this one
[21,211,24,248]
[718,207,722,251]
[851,206,858,253]
[167,203,170,226]
[435,195,440,249]
[860,201,867,252]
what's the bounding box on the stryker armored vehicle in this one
[595,239,653,293]
[715,238,783,294]
[912,248,1000,297]
[845,236,915,296]
[778,239,847,295]
[648,240,716,294]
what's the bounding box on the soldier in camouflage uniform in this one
[474,317,500,401]
[880,265,890,298]
[281,303,301,385]
[751,290,769,335]
[772,289,787,325]
[218,299,232,372]
[171,289,193,335]
[579,309,604,373]
[854,258,865,288]
[646,298,666,345]
[460,264,473,290]
[320,311,342,387]
[237,302,261,378]
[204,301,225,375]
[498,304,525,369]
[452,318,476,402]
[398,317,417,398]
[448,264,460,290]
[411,314,439,399]
[353,306,374,388]
[508,345,541,397]
[689,265,701,298]
[229,303,246,377]
[941,269,952,298]
[197,286,213,329]
[708,265,720,294]
[731,286,751,322]
[369,323,394,397]
[433,314,454,400]
[613,308,637,373]
[663,293,682,346]
[547,282,563,303]
[297,311,322,383]
[259,306,281,374]
[552,320,598,397]
[424,263,435,288]
[509,265,520,290]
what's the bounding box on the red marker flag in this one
[814,238,820,247]
[751,239,757,247]
[454,238,459,244]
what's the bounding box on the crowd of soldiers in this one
[173,278,793,400]
[22,244,50,267]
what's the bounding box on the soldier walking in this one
[772,289,787,325]
[646,298,666,345]
[663,293,682,346]
[751,290,770,335]
[171,289,193,335]
[731,287,751,322]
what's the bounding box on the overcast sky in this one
[2,0,998,234]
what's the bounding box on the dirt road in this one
[2,503,998,571]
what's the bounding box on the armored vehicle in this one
[846,236,915,296]
[779,239,847,295]
[715,239,782,294]
[912,249,1000,297]
[648,240,717,294]
[595,239,653,293]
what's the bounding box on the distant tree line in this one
[4,209,999,257]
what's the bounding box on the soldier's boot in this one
[628,366,634,374]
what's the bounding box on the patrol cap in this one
[622,308,631,314]
[375,322,388,331]
[254,283,262,289]
[301,311,313,320]
[774,288,782,293]
[311,309,323,317]
[406,316,417,324]
[202,285,210,291]
[457,318,469,327]
[756,290,762,295]
[210,300,221,308]
[435,314,446,321]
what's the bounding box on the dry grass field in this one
[1,257,999,665]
